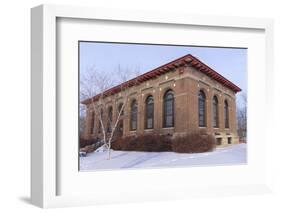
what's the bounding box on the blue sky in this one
[79,42,247,107]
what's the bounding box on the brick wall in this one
[83,65,240,146]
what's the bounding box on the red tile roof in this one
[82,54,241,104]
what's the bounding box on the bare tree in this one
[80,66,114,115]
[80,65,140,159]
[114,64,142,84]
[237,92,247,142]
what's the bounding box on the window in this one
[118,103,124,116]
[117,103,124,136]
[228,137,232,144]
[198,90,206,127]
[145,95,154,129]
[130,99,137,130]
[107,106,113,133]
[216,138,222,145]
[117,120,123,136]
[163,90,174,128]
[90,111,95,134]
[224,100,229,128]
[98,109,103,133]
[212,96,219,128]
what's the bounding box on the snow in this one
[94,144,107,152]
[79,151,87,157]
[79,143,247,171]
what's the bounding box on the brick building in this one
[82,54,241,146]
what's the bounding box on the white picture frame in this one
[31,4,274,208]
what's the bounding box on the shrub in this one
[111,132,215,153]
[172,132,216,153]
[137,134,172,152]
[111,134,172,152]
[79,138,98,148]
[80,145,95,153]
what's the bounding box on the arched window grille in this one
[163,90,174,128]
[130,99,137,130]
[212,96,219,128]
[145,95,154,129]
[117,103,124,135]
[98,109,103,133]
[107,106,113,132]
[198,90,206,127]
[90,111,95,134]
[118,103,124,116]
[224,100,229,128]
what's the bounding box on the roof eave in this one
[81,53,242,105]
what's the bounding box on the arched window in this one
[198,90,206,127]
[130,99,137,130]
[98,109,103,133]
[212,96,219,128]
[145,95,154,129]
[118,103,124,116]
[117,120,123,136]
[90,111,95,134]
[116,103,124,136]
[163,90,174,128]
[108,106,113,121]
[107,106,113,133]
[224,100,229,128]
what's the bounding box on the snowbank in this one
[80,143,247,171]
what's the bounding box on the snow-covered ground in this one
[80,143,247,171]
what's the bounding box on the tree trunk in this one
[107,143,111,160]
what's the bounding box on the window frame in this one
[107,106,113,133]
[90,111,95,134]
[163,89,174,128]
[98,108,104,133]
[212,96,219,128]
[130,99,138,131]
[118,103,124,116]
[117,103,124,135]
[145,95,154,129]
[224,100,230,128]
[198,90,206,127]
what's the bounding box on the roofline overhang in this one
[81,54,242,105]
